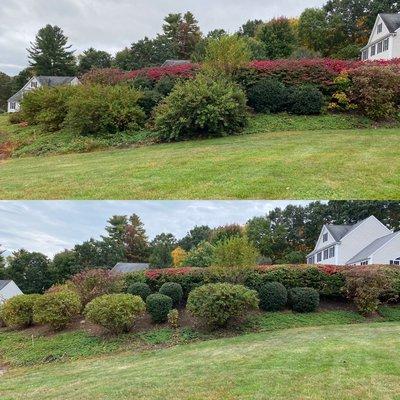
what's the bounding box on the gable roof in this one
[346,231,400,264]
[380,13,400,33]
[112,263,149,274]
[0,280,12,291]
[325,218,366,242]
[161,60,191,67]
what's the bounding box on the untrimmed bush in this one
[0,294,41,328]
[33,290,81,330]
[288,86,324,115]
[258,282,287,311]
[288,287,319,313]
[154,74,248,141]
[70,269,125,306]
[167,309,179,329]
[8,111,24,124]
[84,294,145,334]
[159,282,183,307]
[64,84,146,135]
[127,282,152,301]
[146,293,173,323]
[247,79,288,113]
[187,283,259,328]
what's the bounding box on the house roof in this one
[325,218,366,242]
[161,60,191,67]
[0,280,12,291]
[8,76,77,102]
[111,263,149,274]
[380,13,400,33]
[346,231,400,264]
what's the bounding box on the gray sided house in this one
[111,263,149,274]
[0,280,23,303]
[7,76,80,113]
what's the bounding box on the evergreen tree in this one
[124,214,150,262]
[78,47,112,74]
[238,19,264,37]
[28,24,76,75]
[149,233,176,269]
[0,72,13,112]
[105,215,128,244]
[51,250,81,283]
[179,225,212,251]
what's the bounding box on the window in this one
[317,252,322,262]
[371,44,376,56]
[323,249,329,260]
[31,81,38,88]
[329,246,335,258]
[361,260,369,266]
[9,102,16,110]
[383,38,389,51]
[307,256,315,264]
[362,49,369,60]
[390,257,400,266]
[377,23,383,34]
[377,41,383,53]
[323,233,328,242]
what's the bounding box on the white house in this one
[0,280,23,304]
[307,216,400,266]
[7,76,80,113]
[361,13,400,61]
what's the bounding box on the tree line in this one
[1,0,398,112]
[0,201,399,294]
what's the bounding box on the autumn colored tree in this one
[171,246,187,267]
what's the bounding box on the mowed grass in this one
[2,322,400,400]
[0,113,399,199]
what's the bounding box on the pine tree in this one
[105,215,128,244]
[28,25,76,76]
[124,214,150,263]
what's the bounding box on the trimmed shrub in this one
[247,79,289,113]
[0,294,41,328]
[127,282,152,301]
[187,283,259,328]
[146,293,173,323]
[288,287,319,313]
[154,74,248,141]
[84,294,145,334]
[288,85,324,115]
[159,282,183,307]
[70,269,125,306]
[258,282,287,311]
[33,290,81,330]
[64,84,146,135]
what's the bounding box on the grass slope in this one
[0,119,399,199]
[2,322,400,399]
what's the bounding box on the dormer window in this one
[323,233,328,242]
[31,81,38,88]
[377,23,383,34]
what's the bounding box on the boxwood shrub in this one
[127,282,152,301]
[187,283,259,328]
[154,73,248,141]
[288,85,324,115]
[288,287,320,313]
[159,282,183,307]
[246,79,289,113]
[258,282,287,311]
[0,294,42,329]
[33,290,81,330]
[146,293,173,323]
[84,294,145,334]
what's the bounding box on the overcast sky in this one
[0,0,325,76]
[0,200,311,257]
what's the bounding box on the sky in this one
[0,0,325,76]
[0,200,311,257]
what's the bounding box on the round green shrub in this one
[258,282,287,311]
[159,282,183,307]
[247,79,289,113]
[84,294,145,334]
[288,86,324,115]
[33,290,81,330]
[187,283,259,328]
[146,293,173,323]
[154,74,248,141]
[289,287,319,313]
[1,294,42,329]
[127,282,152,301]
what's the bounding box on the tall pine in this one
[28,25,76,76]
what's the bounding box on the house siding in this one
[0,281,23,303]
[371,234,400,264]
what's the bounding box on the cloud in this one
[0,200,313,257]
[0,0,325,75]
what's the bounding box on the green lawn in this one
[0,113,399,199]
[2,322,400,400]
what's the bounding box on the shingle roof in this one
[112,263,149,274]
[346,231,400,264]
[0,280,12,291]
[161,60,191,67]
[380,13,400,33]
[326,219,365,242]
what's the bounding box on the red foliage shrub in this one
[126,64,199,81]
